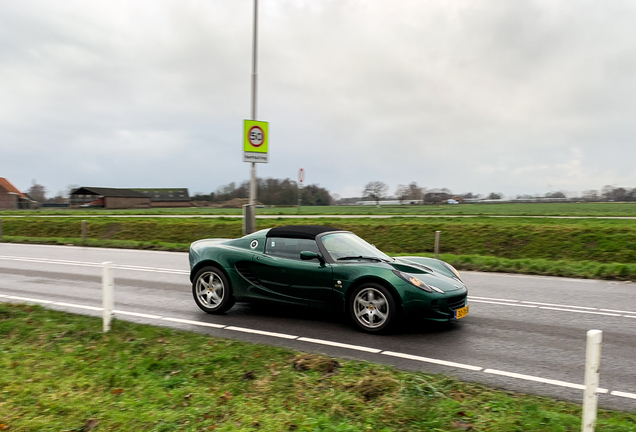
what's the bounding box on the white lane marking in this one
[470,299,538,308]
[0,255,188,275]
[624,316,636,319]
[538,307,621,317]
[225,326,298,340]
[0,256,100,268]
[469,296,519,303]
[521,301,598,310]
[382,351,483,371]
[611,391,636,400]
[113,310,163,319]
[600,308,636,314]
[52,302,103,311]
[484,369,609,393]
[162,317,226,329]
[297,337,381,353]
[470,296,636,317]
[6,295,55,304]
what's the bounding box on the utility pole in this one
[248,0,259,233]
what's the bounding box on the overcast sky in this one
[2,0,636,198]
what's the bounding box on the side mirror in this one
[300,251,325,264]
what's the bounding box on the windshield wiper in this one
[337,256,387,262]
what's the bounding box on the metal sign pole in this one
[297,184,302,212]
[247,0,259,233]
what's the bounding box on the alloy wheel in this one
[353,287,390,329]
[195,271,225,308]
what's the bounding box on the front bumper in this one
[402,290,468,321]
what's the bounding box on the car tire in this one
[192,266,235,314]
[348,282,396,333]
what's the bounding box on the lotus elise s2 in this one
[189,225,468,333]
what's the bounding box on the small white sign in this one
[244,152,269,163]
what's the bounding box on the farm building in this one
[0,177,34,209]
[132,188,191,207]
[69,187,151,209]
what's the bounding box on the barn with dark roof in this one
[132,188,191,208]
[69,187,151,209]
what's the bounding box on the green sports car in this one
[189,225,469,333]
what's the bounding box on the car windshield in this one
[320,232,392,262]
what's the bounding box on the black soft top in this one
[266,225,341,240]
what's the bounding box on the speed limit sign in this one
[243,120,268,163]
[248,126,264,147]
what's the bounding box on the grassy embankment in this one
[1,303,635,431]
[2,217,636,281]
[3,202,636,216]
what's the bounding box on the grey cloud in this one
[1,0,636,197]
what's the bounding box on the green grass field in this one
[2,303,635,431]
[2,202,636,216]
[2,216,636,281]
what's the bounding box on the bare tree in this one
[27,180,47,202]
[362,181,388,206]
[407,182,423,202]
[395,185,409,204]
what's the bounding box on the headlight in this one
[393,270,444,293]
[443,262,462,281]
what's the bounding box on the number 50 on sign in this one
[243,120,269,163]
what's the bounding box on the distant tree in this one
[407,182,423,202]
[45,192,67,204]
[582,190,599,202]
[395,185,409,204]
[423,188,452,204]
[302,184,331,206]
[362,181,388,206]
[210,177,332,206]
[487,192,502,200]
[27,180,47,202]
[545,191,566,198]
[191,192,214,202]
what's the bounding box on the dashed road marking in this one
[298,337,381,353]
[484,369,608,393]
[381,351,483,371]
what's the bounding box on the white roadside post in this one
[434,230,441,259]
[582,329,603,432]
[297,168,305,212]
[102,262,114,332]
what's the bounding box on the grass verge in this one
[3,234,636,282]
[1,303,635,431]
[3,217,636,263]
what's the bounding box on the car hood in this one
[388,257,465,293]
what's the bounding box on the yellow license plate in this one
[454,305,469,319]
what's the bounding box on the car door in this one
[253,237,333,303]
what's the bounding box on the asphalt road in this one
[1,243,635,411]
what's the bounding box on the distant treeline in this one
[192,178,331,206]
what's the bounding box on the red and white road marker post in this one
[582,329,603,432]
[102,262,114,332]
[297,168,305,212]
